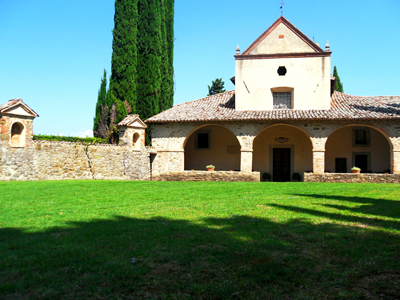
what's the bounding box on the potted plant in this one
[262,172,271,181]
[206,165,215,171]
[351,166,361,174]
[292,173,301,182]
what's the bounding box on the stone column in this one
[240,150,253,172]
[312,150,325,174]
[391,150,400,174]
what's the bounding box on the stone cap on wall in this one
[118,114,147,129]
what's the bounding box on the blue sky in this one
[1,0,399,136]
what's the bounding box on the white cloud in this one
[76,130,93,138]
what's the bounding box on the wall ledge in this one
[304,173,400,183]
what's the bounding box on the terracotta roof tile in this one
[118,114,140,126]
[0,98,22,112]
[0,98,39,117]
[146,91,400,123]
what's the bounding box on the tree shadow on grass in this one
[293,194,400,220]
[1,214,400,300]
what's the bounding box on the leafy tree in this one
[207,78,226,96]
[333,66,344,92]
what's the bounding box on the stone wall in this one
[304,173,400,183]
[153,171,260,182]
[0,140,150,181]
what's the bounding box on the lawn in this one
[1,181,399,299]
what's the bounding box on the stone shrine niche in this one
[118,114,147,150]
[0,98,38,148]
[11,122,25,147]
[132,132,140,149]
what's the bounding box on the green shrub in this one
[262,172,271,180]
[292,173,301,181]
[33,134,108,144]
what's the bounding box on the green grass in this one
[1,181,399,299]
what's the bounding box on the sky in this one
[1,0,399,137]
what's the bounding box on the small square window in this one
[195,131,210,149]
[353,128,370,147]
[273,92,292,109]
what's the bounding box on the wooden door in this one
[273,148,291,182]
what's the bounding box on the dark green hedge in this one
[33,135,108,144]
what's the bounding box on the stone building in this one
[146,16,400,182]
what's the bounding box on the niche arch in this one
[10,122,25,147]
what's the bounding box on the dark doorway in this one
[335,158,347,173]
[355,154,369,172]
[273,148,291,182]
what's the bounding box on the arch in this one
[325,124,391,173]
[10,122,25,147]
[184,124,241,171]
[253,123,312,146]
[253,124,313,181]
[132,132,140,147]
[324,124,393,150]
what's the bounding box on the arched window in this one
[11,122,24,147]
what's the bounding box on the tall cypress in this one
[109,0,138,115]
[101,0,174,144]
[137,0,161,121]
[159,0,174,112]
[93,69,108,133]
[333,66,344,93]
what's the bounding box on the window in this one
[277,66,287,76]
[273,92,292,109]
[353,128,370,147]
[195,131,210,149]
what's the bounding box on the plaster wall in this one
[184,125,240,171]
[249,23,315,55]
[235,56,331,110]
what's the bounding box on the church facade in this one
[146,16,400,181]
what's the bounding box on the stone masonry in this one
[0,140,151,181]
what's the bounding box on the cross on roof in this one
[280,0,285,15]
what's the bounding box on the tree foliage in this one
[333,66,344,93]
[93,70,108,133]
[97,0,175,145]
[207,78,226,96]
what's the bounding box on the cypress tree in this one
[109,0,138,115]
[137,0,163,145]
[102,0,174,144]
[333,66,344,92]
[93,69,108,133]
[159,0,174,111]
